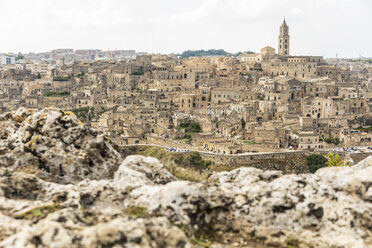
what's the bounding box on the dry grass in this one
[135,147,242,182]
[164,161,208,182]
[122,206,149,218]
[15,203,62,220]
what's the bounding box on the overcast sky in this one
[0,0,371,58]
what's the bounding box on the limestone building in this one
[278,19,290,56]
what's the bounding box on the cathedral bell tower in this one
[278,18,290,56]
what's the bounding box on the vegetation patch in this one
[306,153,351,172]
[15,203,62,220]
[71,107,95,122]
[191,236,212,248]
[137,147,233,182]
[322,137,340,145]
[74,72,84,77]
[122,206,149,218]
[326,153,351,167]
[179,49,254,58]
[356,126,372,131]
[242,140,257,145]
[190,226,219,248]
[285,237,300,248]
[306,154,328,173]
[164,162,208,182]
[136,146,311,177]
[289,125,299,135]
[177,119,202,140]
[44,91,70,97]
[53,77,70,81]
[137,146,168,160]
[132,71,144,75]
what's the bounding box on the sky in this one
[0,0,371,58]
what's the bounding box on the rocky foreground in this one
[0,109,371,248]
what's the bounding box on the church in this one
[240,19,350,81]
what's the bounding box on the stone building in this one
[278,19,290,56]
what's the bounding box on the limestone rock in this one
[113,155,176,190]
[353,155,372,170]
[0,108,123,184]
[0,209,191,248]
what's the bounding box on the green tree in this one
[306,154,328,173]
[241,118,246,129]
[16,53,25,60]
[188,122,201,133]
[323,137,340,145]
[178,120,202,140]
[179,49,255,58]
[189,151,211,171]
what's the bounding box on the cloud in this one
[169,0,287,24]
[290,7,304,18]
[0,0,370,57]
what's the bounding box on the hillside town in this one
[1,20,372,155]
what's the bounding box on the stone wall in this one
[199,151,309,173]
[144,135,194,149]
[119,144,369,174]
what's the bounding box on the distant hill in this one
[179,49,254,58]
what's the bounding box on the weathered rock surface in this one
[0,108,371,247]
[0,108,123,184]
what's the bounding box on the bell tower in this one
[278,18,290,56]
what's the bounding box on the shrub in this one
[74,73,84,78]
[178,120,202,140]
[326,153,351,167]
[132,71,144,75]
[306,154,327,173]
[323,137,340,145]
[190,151,209,170]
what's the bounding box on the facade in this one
[1,55,16,65]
